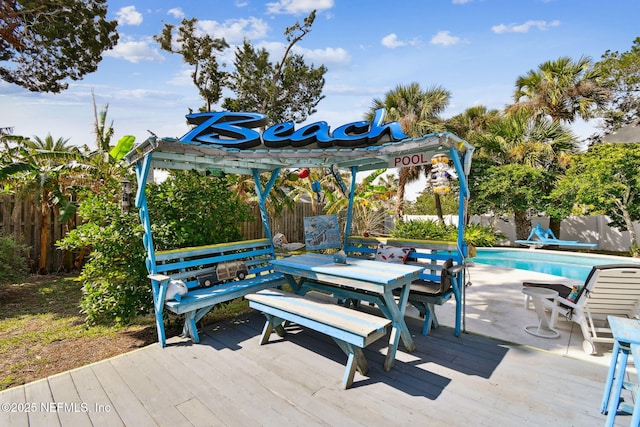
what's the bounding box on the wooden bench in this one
[147,238,287,347]
[246,289,391,389]
[345,236,464,336]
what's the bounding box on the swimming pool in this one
[470,248,640,281]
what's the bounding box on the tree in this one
[406,191,458,216]
[551,143,640,255]
[593,37,640,132]
[222,11,326,125]
[155,18,229,112]
[92,91,114,154]
[510,56,607,237]
[0,0,118,92]
[0,134,82,273]
[367,83,451,218]
[324,169,393,236]
[445,105,501,142]
[511,56,609,124]
[471,163,553,239]
[470,109,576,239]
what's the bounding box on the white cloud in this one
[381,34,405,48]
[266,0,334,14]
[323,83,387,96]
[492,20,561,34]
[198,17,269,44]
[243,41,349,68]
[105,37,164,63]
[381,33,421,49]
[452,0,472,4]
[167,69,194,87]
[235,1,249,7]
[296,46,351,65]
[430,30,462,46]
[167,8,185,19]
[116,6,143,26]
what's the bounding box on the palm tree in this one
[473,110,576,238]
[92,91,114,154]
[0,134,84,273]
[509,56,608,235]
[511,55,609,124]
[446,105,502,142]
[367,82,451,218]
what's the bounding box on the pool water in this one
[470,248,640,281]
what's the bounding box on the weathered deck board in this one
[48,372,93,427]
[90,357,152,426]
[0,310,631,426]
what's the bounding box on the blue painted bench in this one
[345,236,464,336]
[147,238,287,347]
[246,289,391,389]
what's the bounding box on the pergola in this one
[126,109,474,255]
[125,109,475,335]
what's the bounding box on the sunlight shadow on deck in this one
[191,311,511,400]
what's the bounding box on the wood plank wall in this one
[240,202,321,243]
[0,195,323,274]
[0,194,76,273]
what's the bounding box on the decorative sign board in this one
[390,152,432,168]
[304,215,341,250]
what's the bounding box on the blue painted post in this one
[135,154,166,346]
[449,147,469,258]
[135,155,156,274]
[252,168,281,252]
[343,166,358,248]
[449,145,472,333]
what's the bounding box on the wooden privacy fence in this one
[0,194,78,273]
[0,194,321,274]
[240,202,321,243]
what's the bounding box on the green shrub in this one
[391,219,504,247]
[58,170,253,326]
[58,187,149,325]
[147,170,253,250]
[0,236,30,284]
[391,219,457,241]
[463,223,506,247]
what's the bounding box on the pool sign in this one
[179,108,407,150]
[390,152,432,168]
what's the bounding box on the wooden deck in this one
[0,311,631,426]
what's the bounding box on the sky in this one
[2,0,639,197]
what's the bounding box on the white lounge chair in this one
[523,264,640,354]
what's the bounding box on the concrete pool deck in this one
[404,262,627,370]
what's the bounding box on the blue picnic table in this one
[269,252,423,371]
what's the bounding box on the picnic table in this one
[269,252,423,370]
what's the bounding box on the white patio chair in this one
[524,264,640,354]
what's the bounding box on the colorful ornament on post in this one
[428,153,458,195]
[298,168,310,179]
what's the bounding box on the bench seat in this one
[246,289,391,389]
[148,238,287,347]
[345,236,465,336]
[163,272,285,315]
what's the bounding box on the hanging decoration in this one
[427,153,458,195]
[298,168,310,179]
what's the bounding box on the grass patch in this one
[0,275,159,390]
[0,274,258,391]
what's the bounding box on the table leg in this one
[605,347,629,426]
[381,285,415,371]
[524,296,560,338]
[601,340,622,414]
[533,297,551,329]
